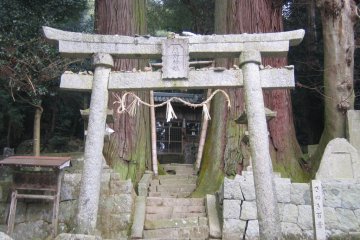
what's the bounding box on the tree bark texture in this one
[33,106,43,156]
[195,0,305,196]
[95,0,151,183]
[311,0,357,175]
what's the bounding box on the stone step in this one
[140,239,207,240]
[150,178,197,186]
[161,164,197,175]
[146,205,205,214]
[161,163,194,169]
[155,184,196,193]
[149,184,196,193]
[148,191,192,198]
[146,197,205,207]
[157,175,197,180]
[140,238,207,240]
[143,226,209,239]
[164,171,197,176]
[146,212,206,221]
[144,216,207,230]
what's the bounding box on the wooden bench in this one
[0,156,71,237]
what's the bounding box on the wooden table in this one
[0,156,71,237]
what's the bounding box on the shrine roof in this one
[0,156,71,169]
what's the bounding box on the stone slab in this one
[223,177,243,200]
[156,184,196,192]
[223,200,241,219]
[346,110,360,153]
[282,204,298,223]
[143,226,209,239]
[173,205,205,213]
[43,26,304,58]
[222,219,246,240]
[146,197,204,207]
[144,216,206,230]
[131,196,146,239]
[206,195,222,239]
[298,205,313,230]
[54,233,102,240]
[334,208,360,232]
[162,38,189,79]
[236,174,256,201]
[13,220,51,240]
[61,68,295,91]
[240,201,257,220]
[290,183,311,205]
[0,232,13,240]
[245,220,260,239]
[275,178,291,203]
[316,138,359,179]
[281,222,303,239]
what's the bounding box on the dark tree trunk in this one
[33,105,43,156]
[95,0,151,182]
[195,0,306,196]
[311,0,357,175]
[6,120,11,147]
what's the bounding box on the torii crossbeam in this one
[43,26,304,239]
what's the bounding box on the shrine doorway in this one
[154,92,203,164]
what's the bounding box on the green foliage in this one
[0,0,91,151]
[0,0,89,41]
[0,0,90,105]
[147,0,214,34]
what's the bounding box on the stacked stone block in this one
[322,179,360,238]
[0,155,136,240]
[222,173,360,240]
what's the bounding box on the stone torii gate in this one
[43,26,304,239]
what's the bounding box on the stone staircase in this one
[143,164,210,239]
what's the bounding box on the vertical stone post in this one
[240,51,281,239]
[76,53,113,234]
[150,90,158,175]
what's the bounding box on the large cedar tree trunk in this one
[95,0,151,183]
[195,0,306,196]
[311,0,357,175]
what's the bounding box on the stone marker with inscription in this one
[311,180,326,240]
[316,138,360,179]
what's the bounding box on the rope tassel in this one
[202,104,211,121]
[166,101,177,122]
[127,98,139,117]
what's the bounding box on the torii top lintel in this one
[42,26,304,59]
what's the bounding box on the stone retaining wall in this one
[0,155,136,240]
[221,172,360,240]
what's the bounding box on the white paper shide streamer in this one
[166,101,177,122]
[202,104,211,121]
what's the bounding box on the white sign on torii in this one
[43,26,304,239]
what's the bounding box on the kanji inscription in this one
[311,180,326,240]
[162,38,189,79]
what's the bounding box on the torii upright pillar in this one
[240,51,281,239]
[76,53,113,234]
